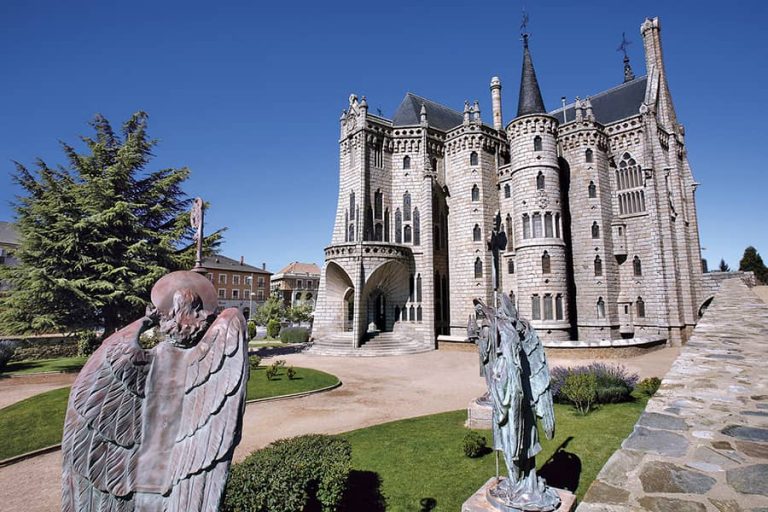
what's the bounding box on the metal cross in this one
[617,32,632,59]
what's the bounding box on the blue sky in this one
[1,0,766,273]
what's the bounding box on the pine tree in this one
[718,259,731,272]
[739,246,768,284]
[0,112,222,337]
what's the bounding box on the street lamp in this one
[246,276,254,322]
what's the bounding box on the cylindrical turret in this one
[490,76,503,131]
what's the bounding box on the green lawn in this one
[341,398,649,511]
[0,366,339,461]
[3,356,87,375]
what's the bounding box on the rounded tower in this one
[506,36,571,342]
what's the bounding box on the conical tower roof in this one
[516,36,546,117]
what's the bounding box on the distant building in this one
[201,255,271,320]
[0,222,20,293]
[271,262,321,308]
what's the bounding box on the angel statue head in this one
[150,271,217,347]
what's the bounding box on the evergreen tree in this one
[739,246,768,284]
[0,112,222,337]
[718,259,731,272]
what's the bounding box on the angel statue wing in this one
[61,316,153,512]
[517,315,556,440]
[162,308,248,510]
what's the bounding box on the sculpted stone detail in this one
[61,270,249,511]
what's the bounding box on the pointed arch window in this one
[542,251,551,274]
[522,214,531,239]
[348,224,355,242]
[413,207,420,245]
[403,192,411,221]
[532,212,542,238]
[636,297,646,318]
[594,255,603,276]
[508,259,515,274]
[409,274,414,301]
[544,212,554,237]
[471,184,480,201]
[395,209,402,243]
[474,258,483,279]
[416,274,422,302]
[470,151,478,166]
[531,295,541,320]
[409,305,415,321]
[588,181,597,198]
[543,294,553,320]
[416,305,423,321]
[585,148,594,163]
[374,189,383,219]
[374,223,383,241]
[633,256,642,276]
[403,155,411,169]
[533,136,542,152]
[504,183,511,198]
[591,221,600,239]
[349,191,355,216]
[404,224,412,243]
[597,297,606,319]
[506,214,513,243]
[555,294,564,320]
[536,171,545,190]
[384,208,390,241]
[344,210,349,242]
[473,224,481,242]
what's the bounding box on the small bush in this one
[636,377,662,397]
[266,319,281,339]
[249,354,261,370]
[462,431,487,458]
[223,434,351,512]
[551,363,638,405]
[275,359,286,368]
[247,321,257,341]
[280,326,310,344]
[0,340,17,372]
[287,366,296,380]
[76,331,99,357]
[265,366,278,381]
[562,373,597,415]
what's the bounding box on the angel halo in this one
[61,270,249,512]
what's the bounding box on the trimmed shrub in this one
[286,366,296,380]
[265,365,278,381]
[279,326,310,344]
[562,373,597,415]
[247,321,257,341]
[223,434,351,512]
[266,319,281,339]
[636,377,662,397]
[249,354,261,370]
[551,363,638,405]
[462,431,487,458]
[0,340,17,372]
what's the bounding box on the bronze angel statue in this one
[469,292,560,511]
[61,270,249,511]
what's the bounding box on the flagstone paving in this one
[578,278,768,512]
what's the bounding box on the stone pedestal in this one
[466,398,493,429]
[462,478,576,512]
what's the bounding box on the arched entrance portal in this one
[369,289,387,331]
[362,260,410,335]
[324,262,355,332]
[343,287,354,332]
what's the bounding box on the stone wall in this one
[577,278,768,511]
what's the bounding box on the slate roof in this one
[550,76,648,125]
[0,221,19,246]
[275,262,320,276]
[201,254,271,274]
[517,44,547,117]
[392,93,465,131]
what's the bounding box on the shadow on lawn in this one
[539,436,582,493]
[339,470,387,512]
[3,360,85,375]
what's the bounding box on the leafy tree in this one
[0,112,222,338]
[286,303,313,324]
[739,246,768,284]
[718,258,731,272]
[254,294,285,326]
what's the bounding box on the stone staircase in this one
[307,331,433,357]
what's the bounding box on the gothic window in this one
[508,259,515,274]
[403,192,411,221]
[588,181,597,198]
[536,171,545,190]
[617,152,646,214]
[636,297,646,318]
[348,224,355,242]
[413,207,420,245]
[431,158,438,173]
[555,294,563,320]
[394,305,400,321]
[471,184,480,201]
[402,307,408,321]
[416,274,422,302]
[591,222,600,239]
[597,297,606,319]
[344,210,349,242]
[374,223,383,241]
[404,224,412,243]
[504,183,511,198]
[533,136,542,152]
[585,148,594,163]
[470,151,478,166]
[633,256,642,276]
[374,189,383,219]
[544,212,554,237]
[365,206,374,241]
[371,141,383,167]
[532,213,542,238]
[409,305,415,321]
[542,251,551,274]
[384,209,390,241]
[506,214,513,244]
[594,255,603,276]
[473,224,481,242]
[555,213,561,238]
[523,214,531,239]
[474,258,483,279]
[417,305,423,321]
[543,294,553,320]
[409,274,414,301]
[349,191,355,217]
[395,209,402,243]
[532,295,541,320]
[403,155,411,169]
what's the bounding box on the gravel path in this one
[0,373,77,410]
[0,347,678,512]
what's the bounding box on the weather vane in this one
[520,8,530,44]
[617,32,631,59]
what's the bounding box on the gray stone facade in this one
[312,17,704,353]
